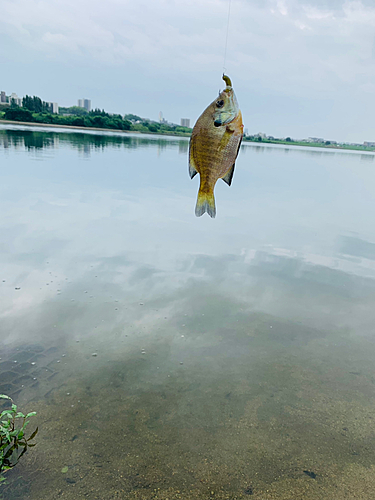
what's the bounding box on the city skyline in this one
[1,89,59,113]
[1,84,375,146]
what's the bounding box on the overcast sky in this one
[1,0,375,141]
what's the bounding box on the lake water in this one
[1,124,375,499]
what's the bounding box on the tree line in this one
[1,96,192,136]
[21,95,54,113]
[4,105,132,131]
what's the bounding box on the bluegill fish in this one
[189,75,244,218]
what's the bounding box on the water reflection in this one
[2,126,374,162]
[360,153,374,162]
[338,235,375,260]
[2,126,375,499]
[0,127,189,157]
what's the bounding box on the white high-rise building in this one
[84,99,91,112]
[78,98,91,112]
[9,93,22,106]
[46,102,59,113]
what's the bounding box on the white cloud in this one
[277,0,288,16]
[2,0,375,139]
[1,0,375,78]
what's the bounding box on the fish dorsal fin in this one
[222,163,235,186]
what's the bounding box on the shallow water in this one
[1,125,375,499]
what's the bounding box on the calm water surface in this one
[1,125,375,499]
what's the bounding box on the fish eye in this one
[216,100,224,108]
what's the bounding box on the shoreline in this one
[0,119,190,140]
[243,139,375,154]
[1,119,374,154]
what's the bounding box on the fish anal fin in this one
[221,163,235,186]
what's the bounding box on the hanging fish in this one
[189,74,244,218]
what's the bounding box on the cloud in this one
[2,0,375,139]
[2,0,375,80]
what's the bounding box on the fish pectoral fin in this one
[189,158,198,179]
[189,162,198,179]
[189,138,199,179]
[221,163,236,186]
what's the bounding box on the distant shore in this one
[0,119,136,134]
[1,119,374,154]
[0,119,190,139]
[243,138,375,153]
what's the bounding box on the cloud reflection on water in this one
[2,126,375,351]
[3,127,375,498]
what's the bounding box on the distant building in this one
[180,118,190,128]
[45,101,59,114]
[255,132,266,139]
[307,137,324,143]
[364,141,375,147]
[84,99,91,112]
[9,92,22,106]
[78,98,91,112]
[158,111,168,124]
[0,91,7,103]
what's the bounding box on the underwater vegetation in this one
[0,395,38,485]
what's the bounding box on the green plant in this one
[0,395,38,484]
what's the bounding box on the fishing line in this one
[223,0,232,75]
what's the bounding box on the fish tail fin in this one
[195,188,216,218]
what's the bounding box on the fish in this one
[189,74,244,218]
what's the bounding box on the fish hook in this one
[222,74,232,91]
